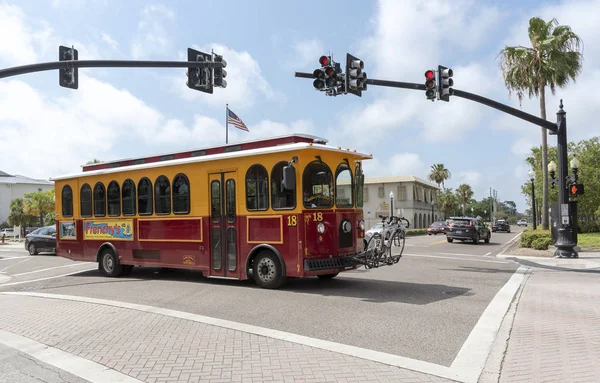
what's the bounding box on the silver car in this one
[365,223,384,242]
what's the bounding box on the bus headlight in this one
[317,223,325,233]
[359,220,365,230]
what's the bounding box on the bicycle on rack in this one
[363,215,410,269]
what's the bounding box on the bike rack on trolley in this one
[349,215,410,269]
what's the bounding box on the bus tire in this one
[99,248,123,277]
[253,250,286,289]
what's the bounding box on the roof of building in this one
[364,175,439,189]
[0,171,53,185]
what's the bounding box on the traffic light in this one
[213,54,227,88]
[59,45,78,89]
[438,65,454,101]
[313,55,337,91]
[345,53,367,97]
[186,48,213,94]
[424,70,436,101]
[569,183,584,197]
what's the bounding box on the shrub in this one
[531,237,553,250]
[520,229,552,248]
[406,229,428,236]
[578,220,600,234]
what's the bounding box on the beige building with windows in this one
[361,176,440,230]
[0,171,54,224]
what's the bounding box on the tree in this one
[428,164,451,189]
[499,17,583,230]
[86,159,102,164]
[23,190,55,227]
[455,184,474,214]
[7,198,38,232]
[438,188,458,220]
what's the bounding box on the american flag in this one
[227,108,249,132]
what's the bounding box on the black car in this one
[24,225,57,255]
[492,220,511,233]
[446,217,491,244]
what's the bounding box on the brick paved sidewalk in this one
[499,269,600,383]
[0,294,455,383]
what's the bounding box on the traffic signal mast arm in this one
[294,71,558,133]
[0,59,225,79]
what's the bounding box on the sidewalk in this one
[498,268,600,382]
[498,250,600,272]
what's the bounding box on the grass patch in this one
[578,232,600,250]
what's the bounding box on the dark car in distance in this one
[428,221,448,235]
[446,217,491,244]
[492,220,511,233]
[24,225,57,255]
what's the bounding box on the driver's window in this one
[302,160,333,209]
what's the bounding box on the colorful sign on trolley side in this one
[83,220,134,241]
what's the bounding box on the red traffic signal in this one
[569,184,584,196]
[425,70,435,80]
[319,55,331,66]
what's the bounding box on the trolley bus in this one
[52,134,377,289]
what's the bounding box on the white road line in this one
[0,330,142,383]
[450,266,531,383]
[404,253,509,264]
[0,258,31,272]
[0,267,97,287]
[11,263,91,277]
[484,252,492,256]
[0,256,30,262]
[437,252,494,257]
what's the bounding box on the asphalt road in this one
[0,226,523,367]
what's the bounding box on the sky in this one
[1,0,599,212]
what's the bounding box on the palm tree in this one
[7,198,37,235]
[498,17,583,230]
[456,184,474,215]
[438,188,457,220]
[428,164,451,189]
[24,190,55,227]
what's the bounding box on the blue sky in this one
[1,0,599,211]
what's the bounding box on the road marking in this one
[0,330,142,383]
[484,252,492,256]
[0,267,97,287]
[404,253,510,264]
[2,266,531,383]
[11,263,90,277]
[0,256,30,262]
[429,239,447,246]
[0,258,30,272]
[450,266,530,382]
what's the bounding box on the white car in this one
[517,219,528,227]
[1,228,15,238]
[365,223,383,242]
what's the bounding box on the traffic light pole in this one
[0,60,222,79]
[295,71,577,258]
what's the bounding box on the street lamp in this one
[528,169,537,230]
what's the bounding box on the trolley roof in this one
[50,135,372,181]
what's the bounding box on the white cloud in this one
[101,33,118,50]
[289,39,324,70]
[131,4,175,59]
[170,44,277,110]
[363,153,427,179]
[0,4,44,65]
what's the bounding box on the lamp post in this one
[548,147,581,258]
[528,169,537,230]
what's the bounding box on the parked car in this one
[446,216,491,244]
[517,219,528,227]
[24,225,57,255]
[427,221,447,235]
[1,228,15,238]
[492,220,511,233]
[365,222,384,243]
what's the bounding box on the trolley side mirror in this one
[282,165,296,191]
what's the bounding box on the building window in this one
[378,186,384,198]
[107,181,120,216]
[138,178,153,215]
[424,188,428,203]
[122,179,136,216]
[93,182,106,217]
[172,174,190,214]
[271,161,295,210]
[363,187,369,202]
[154,176,171,215]
[302,160,333,209]
[80,184,92,217]
[61,185,73,217]
[246,165,269,211]
[397,185,407,201]
[335,163,353,208]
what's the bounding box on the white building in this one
[362,176,440,230]
[0,171,54,224]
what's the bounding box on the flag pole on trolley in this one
[225,103,229,144]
